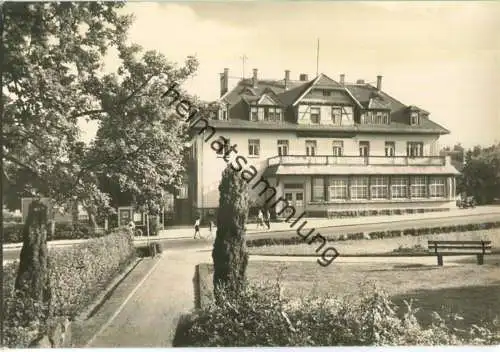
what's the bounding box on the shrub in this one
[2,229,135,347]
[177,282,499,346]
[3,223,24,243]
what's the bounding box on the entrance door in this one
[282,191,304,218]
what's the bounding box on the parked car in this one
[456,195,476,209]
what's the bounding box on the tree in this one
[212,166,250,301]
[2,2,201,217]
[460,143,500,204]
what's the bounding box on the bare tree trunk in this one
[15,199,51,305]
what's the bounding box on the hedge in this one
[174,282,499,346]
[2,229,136,348]
[324,207,449,219]
[2,222,106,244]
[247,221,500,248]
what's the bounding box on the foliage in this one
[2,221,103,244]
[458,143,500,204]
[2,229,135,348]
[2,2,202,217]
[177,282,500,346]
[212,166,250,299]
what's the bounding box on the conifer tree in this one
[212,166,249,300]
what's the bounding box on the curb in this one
[74,256,143,322]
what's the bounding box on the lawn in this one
[248,228,500,256]
[198,256,500,330]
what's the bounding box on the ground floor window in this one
[328,177,348,200]
[410,176,426,198]
[312,177,325,201]
[391,176,407,198]
[350,176,369,200]
[370,176,389,199]
[429,176,446,197]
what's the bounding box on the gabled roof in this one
[257,93,280,106]
[292,74,341,106]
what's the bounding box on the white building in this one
[174,69,460,224]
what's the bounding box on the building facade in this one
[178,69,460,223]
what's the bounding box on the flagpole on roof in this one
[316,38,320,77]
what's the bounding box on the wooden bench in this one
[427,240,491,266]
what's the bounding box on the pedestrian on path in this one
[128,220,136,235]
[264,209,271,230]
[257,209,265,230]
[194,217,201,239]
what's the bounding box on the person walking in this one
[194,217,201,239]
[264,209,271,230]
[257,209,264,230]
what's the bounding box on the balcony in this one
[267,155,450,167]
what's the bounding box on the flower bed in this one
[2,229,136,348]
[247,221,500,248]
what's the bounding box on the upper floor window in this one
[331,106,342,125]
[410,112,420,125]
[385,142,395,157]
[323,90,331,97]
[248,139,260,157]
[250,107,258,121]
[216,138,231,156]
[332,140,343,156]
[306,140,317,156]
[359,141,370,157]
[310,107,321,124]
[278,140,289,156]
[177,183,188,199]
[407,142,423,157]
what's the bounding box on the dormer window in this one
[362,110,390,124]
[410,112,420,125]
[250,107,258,121]
[323,90,331,97]
[264,107,282,122]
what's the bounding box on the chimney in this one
[220,68,229,97]
[299,73,308,81]
[252,68,258,88]
[356,79,365,84]
[376,75,383,91]
[284,70,290,90]
[340,74,345,86]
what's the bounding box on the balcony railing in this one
[267,155,448,167]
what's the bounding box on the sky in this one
[83,1,500,149]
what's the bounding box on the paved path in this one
[87,249,209,347]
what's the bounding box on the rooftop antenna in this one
[316,38,320,77]
[240,54,248,79]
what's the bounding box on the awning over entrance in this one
[263,164,460,177]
